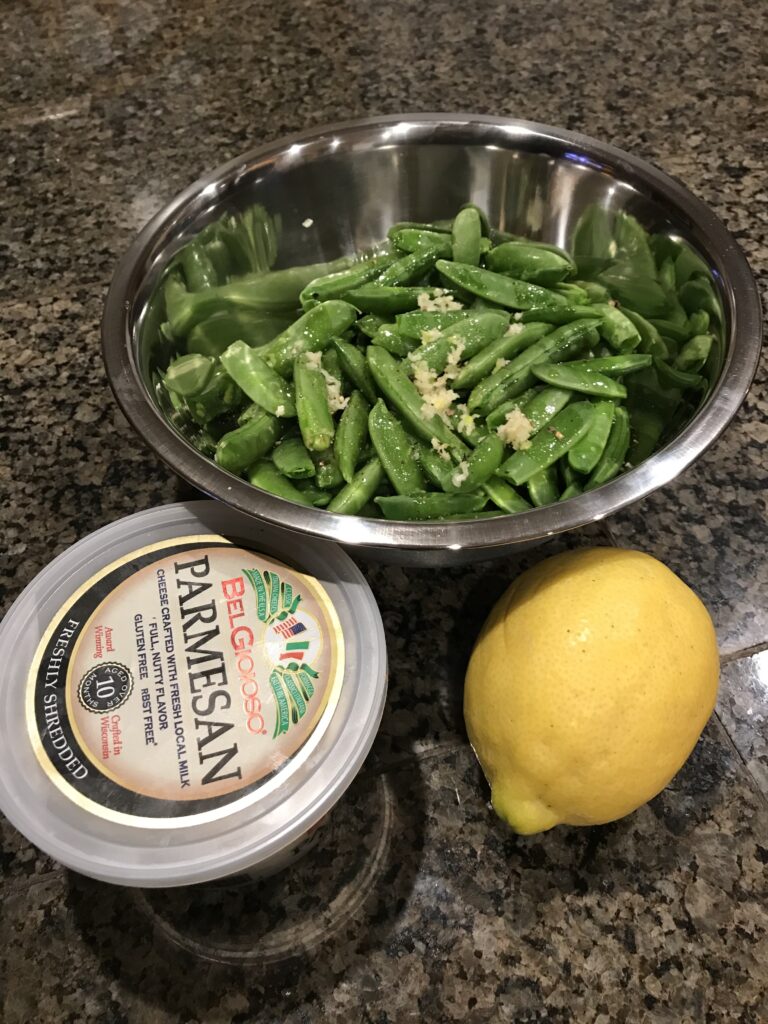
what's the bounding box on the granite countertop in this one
[1,0,767,1020]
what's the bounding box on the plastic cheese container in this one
[0,501,387,887]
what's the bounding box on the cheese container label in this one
[26,535,344,823]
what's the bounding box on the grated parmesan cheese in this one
[494,358,509,372]
[303,350,322,370]
[506,322,524,336]
[275,404,286,417]
[420,328,443,345]
[411,358,459,423]
[513,312,523,322]
[456,403,477,435]
[302,217,314,228]
[496,408,534,450]
[431,437,451,461]
[441,339,465,381]
[320,368,349,413]
[417,288,463,313]
[451,461,470,488]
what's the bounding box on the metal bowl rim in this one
[102,112,763,552]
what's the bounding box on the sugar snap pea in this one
[625,367,681,465]
[459,203,490,235]
[371,323,418,358]
[272,436,316,479]
[328,457,385,515]
[527,466,560,507]
[333,338,378,405]
[388,220,452,235]
[590,304,641,353]
[377,245,443,287]
[520,304,600,325]
[446,433,505,493]
[335,390,370,483]
[520,386,573,432]
[565,354,652,377]
[436,260,567,310]
[482,477,532,513]
[294,354,335,451]
[357,314,387,338]
[585,406,630,489]
[560,459,580,488]
[294,479,332,507]
[247,460,314,505]
[259,301,358,377]
[312,447,344,489]
[389,228,453,257]
[346,285,446,316]
[486,242,573,286]
[531,362,627,399]
[452,321,551,390]
[215,411,282,474]
[415,441,455,490]
[299,251,397,308]
[220,341,296,416]
[452,406,488,447]
[498,403,596,485]
[552,282,591,305]
[395,310,469,340]
[369,400,425,495]
[321,345,345,387]
[451,207,483,266]
[471,295,508,312]
[568,401,616,473]
[560,481,583,500]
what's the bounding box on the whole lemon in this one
[464,547,719,834]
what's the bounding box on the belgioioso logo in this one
[242,567,320,738]
[77,662,134,713]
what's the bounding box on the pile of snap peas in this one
[151,202,722,521]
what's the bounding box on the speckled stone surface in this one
[1,0,767,1020]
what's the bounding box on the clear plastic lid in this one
[0,501,387,887]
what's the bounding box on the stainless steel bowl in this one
[102,114,762,566]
